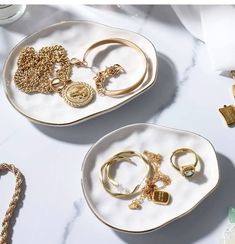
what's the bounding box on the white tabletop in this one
[0,5,234,244]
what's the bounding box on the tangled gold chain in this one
[128,151,171,210]
[0,163,23,244]
[14,45,71,94]
[93,64,124,95]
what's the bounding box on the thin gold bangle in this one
[82,38,148,96]
[99,150,151,199]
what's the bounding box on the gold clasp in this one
[70,58,88,67]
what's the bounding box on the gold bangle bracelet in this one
[82,38,148,96]
[99,150,151,199]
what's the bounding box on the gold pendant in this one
[219,105,235,126]
[152,190,170,205]
[128,200,141,210]
[62,82,95,107]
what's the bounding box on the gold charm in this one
[128,200,141,210]
[152,190,170,205]
[180,164,196,177]
[62,82,95,107]
[219,105,235,126]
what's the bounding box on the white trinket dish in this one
[3,21,157,126]
[81,123,219,233]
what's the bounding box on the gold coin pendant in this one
[62,82,95,107]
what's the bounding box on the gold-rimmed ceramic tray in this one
[81,123,219,233]
[3,20,157,126]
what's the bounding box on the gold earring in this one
[170,148,199,177]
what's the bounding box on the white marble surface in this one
[0,5,235,244]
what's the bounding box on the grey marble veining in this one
[61,199,83,244]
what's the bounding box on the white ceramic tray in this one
[81,123,219,233]
[3,21,157,126]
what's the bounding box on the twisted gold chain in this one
[0,163,23,244]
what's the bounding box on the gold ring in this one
[170,148,199,177]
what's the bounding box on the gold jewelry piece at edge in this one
[82,38,148,96]
[170,148,199,177]
[218,71,235,127]
[230,71,235,98]
[0,163,23,244]
[219,105,235,126]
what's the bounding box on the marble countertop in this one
[0,5,235,244]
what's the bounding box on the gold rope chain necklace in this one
[0,163,23,244]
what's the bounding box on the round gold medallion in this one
[62,82,95,107]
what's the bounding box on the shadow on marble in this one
[32,52,178,144]
[0,173,26,244]
[114,153,235,244]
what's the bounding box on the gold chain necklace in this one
[14,45,70,94]
[14,39,148,108]
[14,45,95,108]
